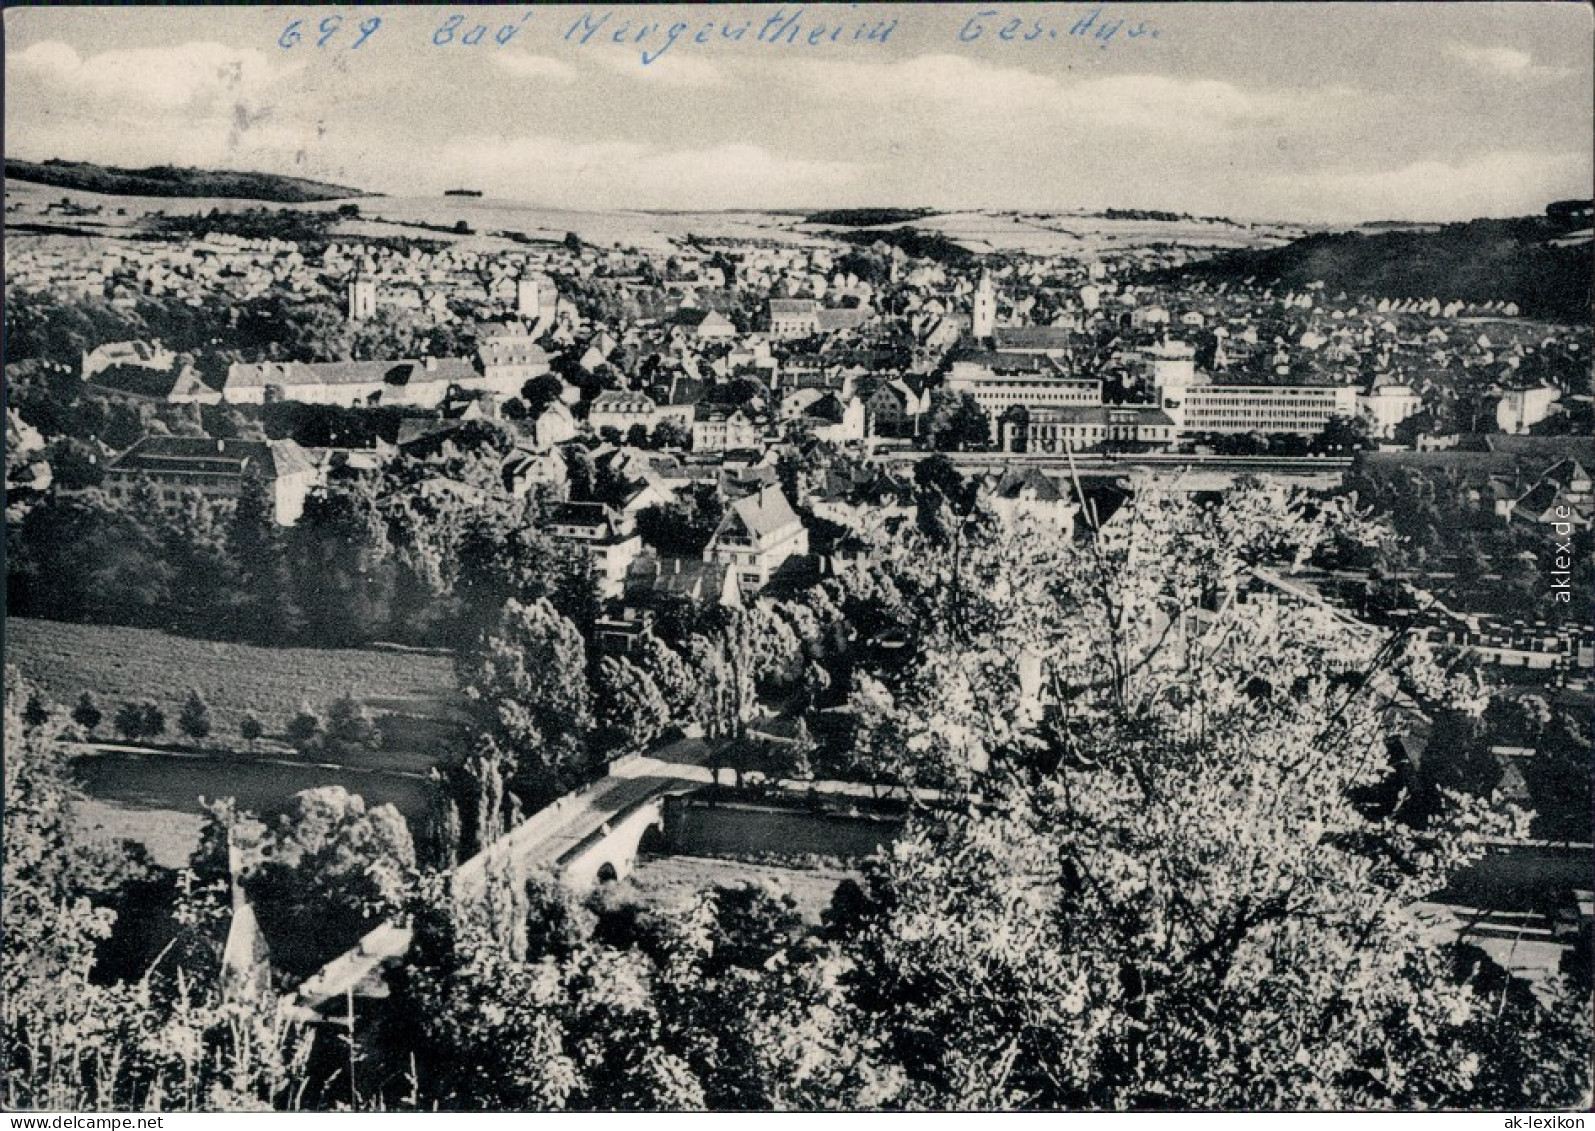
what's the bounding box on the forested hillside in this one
[7,158,368,203]
[1153,215,1591,323]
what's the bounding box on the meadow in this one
[7,617,462,774]
[620,854,860,924]
[4,178,830,253]
[9,617,462,863]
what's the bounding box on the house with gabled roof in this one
[619,474,678,520]
[476,321,551,394]
[674,307,737,340]
[807,465,917,534]
[1503,458,1593,530]
[532,400,577,450]
[975,467,1078,532]
[767,298,821,339]
[704,484,809,598]
[502,447,566,498]
[861,377,929,438]
[222,357,479,408]
[691,404,760,452]
[547,501,644,599]
[802,392,867,444]
[103,436,318,525]
[623,551,742,612]
[82,339,175,381]
[88,362,221,406]
[1542,458,1593,504]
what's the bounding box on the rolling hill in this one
[803,208,933,228]
[6,158,369,203]
[1150,214,1591,324]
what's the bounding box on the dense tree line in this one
[4,672,426,1107]
[634,483,726,556]
[6,484,1588,1111]
[7,421,598,650]
[7,158,364,202]
[382,484,1591,1110]
[1419,695,1594,842]
[4,291,476,391]
[454,592,834,829]
[230,788,418,977]
[1189,414,1373,457]
[1346,460,1594,627]
[1150,216,1593,324]
[924,391,990,451]
[2,670,313,1109]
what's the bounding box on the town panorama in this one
[3,2,1591,1117]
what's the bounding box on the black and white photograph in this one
[2,1,1591,1116]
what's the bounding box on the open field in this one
[76,796,207,870]
[8,617,460,864]
[4,179,831,252]
[620,853,860,924]
[72,747,435,834]
[7,617,463,774]
[799,207,1313,255]
[6,178,1319,258]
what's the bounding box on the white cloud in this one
[436,134,860,209]
[488,43,726,89]
[7,39,285,110]
[7,109,326,177]
[5,39,323,179]
[491,53,578,84]
[789,55,1339,139]
[1262,151,1591,222]
[586,45,724,88]
[492,44,723,89]
[1443,41,1565,78]
[1063,73,1337,127]
[795,54,1055,111]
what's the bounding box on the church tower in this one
[972,268,996,340]
[346,265,377,322]
[517,268,556,325]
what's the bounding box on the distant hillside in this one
[1152,215,1590,324]
[805,208,933,228]
[6,158,368,203]
[1093,207,1240,226]
[834,226,975,265]
[143,208,445,256]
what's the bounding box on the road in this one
[454,737,712,894]
[293,737,713,1014]
[876,449,1355,477]
[290,735,1589,1015]
[72,739,431,780]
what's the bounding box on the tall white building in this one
[1174,385,1359,436]
[946,353,1102,416]
[1496,386,1561,435]
[972,269,997,339]
[1146,341,1356,436]
[516,269,558,325]
[1358,384,1425,438]
[1148,340,1198,394]
[346,268,377,322]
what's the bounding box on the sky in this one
[5,3,1592,223]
